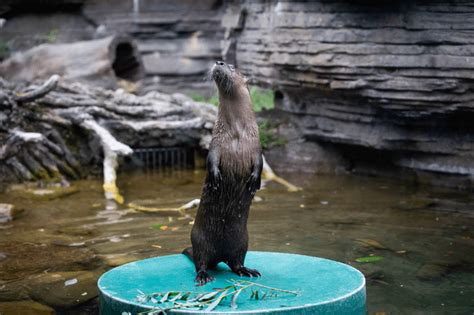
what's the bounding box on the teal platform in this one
[98,252,366,314]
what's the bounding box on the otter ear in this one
[228,64,235,71]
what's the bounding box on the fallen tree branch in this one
[262,156,302,192]
[81,119,133,204]
[13,75,60,103]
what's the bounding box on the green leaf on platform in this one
[136,279,299,314]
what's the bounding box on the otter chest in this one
[219,131,257,176]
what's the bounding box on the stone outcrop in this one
[225,0,474,189]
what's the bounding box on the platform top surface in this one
[98,251,365,313]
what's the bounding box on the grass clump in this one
[249,87,274,112]
[258,119,286,150]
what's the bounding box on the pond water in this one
[0,169,473,314]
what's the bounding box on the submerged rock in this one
[416,255,472,281]
[0,242,101,281]
[7,185,79,201]
[99,253,142,267]
[416,264,447,281]
[397,198,436,211]
[0,300,54,315]
[28,271,99,308]
[0,280,30,302]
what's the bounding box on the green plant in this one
[0,40,9,60]
[46,28,59,43]
[135,279,299,314]
[250,87,274,112]
[259,119,286,150]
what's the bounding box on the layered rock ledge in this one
[226,0,474,189]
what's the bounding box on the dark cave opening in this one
[112,42,142,82]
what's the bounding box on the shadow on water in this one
[0,169,473,314]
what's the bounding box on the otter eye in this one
[228,64,235,71]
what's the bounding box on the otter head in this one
[211,61,245,96]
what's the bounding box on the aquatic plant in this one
[135,279,299,314]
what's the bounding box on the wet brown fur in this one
[183,62,263,285]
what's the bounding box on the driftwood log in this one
[0,75,298,203]
[0,35,143,89]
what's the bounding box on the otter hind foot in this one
[233,266,261,278]
[195,270,214,286]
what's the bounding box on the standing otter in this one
[183,61,263,285]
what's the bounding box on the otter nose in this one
[216,61,225,66]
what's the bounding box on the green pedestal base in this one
[98,252,366,314]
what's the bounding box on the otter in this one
[183,61,263,285]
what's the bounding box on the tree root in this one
[13,75,60,103]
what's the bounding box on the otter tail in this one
[182,247,194,261]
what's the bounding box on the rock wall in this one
[226,0,474,189]
[2,0,474,188]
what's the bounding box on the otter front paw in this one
[195,270,214,286]
[233,266,261,278]
[247,172,261,192]
[208,167,222,190]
